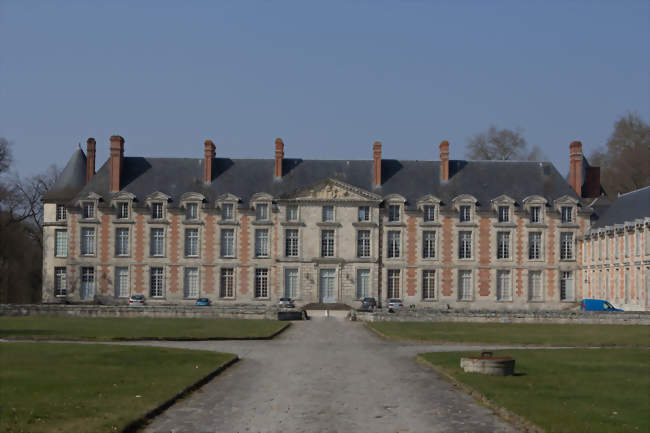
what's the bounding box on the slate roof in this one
[42,148,87,201]
[592,186,650,228]
[52,153,580,210]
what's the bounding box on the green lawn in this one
[0,342,236,433]
[420,349,650,433]
[368,322,650,346]
[0,316,288,340]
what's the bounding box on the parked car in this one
[386,298,404,313]
[128,294,145,306]
[195,297,211,306]
[359,297,377,311]
[278,297,295,308]
[580,299,623,312]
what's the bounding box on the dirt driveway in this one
[143,319,518,433]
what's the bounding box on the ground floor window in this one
[284,268,298,298]
[496,270,511,301]
[255,268,269,298]
[458,270,472,301]
[529,270,543,301]
[81,267,94,299]
[150,267,164,298]
[54,267,67,296]
[422,270,435,300]
[115,267,129,298]
[184,268,199,298]
[387,269,400,299]
[220,268,234,298]
[356,269,370,299]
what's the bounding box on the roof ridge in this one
[618,185,650,197]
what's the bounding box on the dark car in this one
[360,297,377,311]
[195,297,211,306]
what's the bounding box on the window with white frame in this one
[81,227,95,256]
[56,204,67,221]
[387,269,400,298]
[561,206,573,223]
[358,206,370,222]
[81,267,95,299]
[635,231,641,256]
[115,267,129,298]
[255,203,269,221]
[185,228,199,257]
[529,232,542,260]
[497,270,511,301]
[387,231,400,258]
[186,203,199,220]
[322,205,334,222]
[624,268,629,303]
[625,233,630,257]
[605,270,610,299]
[498,206,509,223]
[636,267,642,298]
[497,232,510,259]
[221,229,235,257]
[286,204,299,222]
[458,231,472,259]
[82,202,95,219]
[255,268,269,298]
[459,205,471,222]
[598,237,602,260]
[615,235,620,259]
[55,229,68,257]
[54,267,67,296]
[530,206,541,223]
[423,205,436,222]
[356,269,370,299]
[150,267,164,297]
[528,271,543,301]
[458,270,472,301]
[646,230,650,254]
[284,268,298,298]
[388,205,400,222]
[422,231,435,259]
[560,271,574,301]
[255,229,269,257]
[285,229,299,257]
[151,202,164,219]
[357,230,370,258]
[321,230,335,257]
[117,202,129,219]
[184,268,199,298]
[222,203,234,221]
[220,268,234,298]
[605,236,610,259]
[150,228,165,257]
[115,228,129,256]
[560,232,574,260]
[422,270,435,300]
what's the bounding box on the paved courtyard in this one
[141,318,519,433]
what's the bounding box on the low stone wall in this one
[353,309,650,325]
[0,304,276,320]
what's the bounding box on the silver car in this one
[386,298,404,312]
[278,297,295,308]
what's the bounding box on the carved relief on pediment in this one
[289,179,378,201]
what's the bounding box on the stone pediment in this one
[284,178,380,202]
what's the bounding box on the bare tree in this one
[465,126,544,161]
[0,137,11,175]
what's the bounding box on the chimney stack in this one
[109,135,125,193]
[440,140,450,181]
[204,140,216,183]
[373,141,382,187]
[569,141,583,196]
[86,137,96,183]
[274,138,284,179]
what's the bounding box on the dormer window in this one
[186,203,199,220]
[222,203,234,221]
[388,205,400,222]
[322,205,334,222]
[56,204,67,221]
[117,202,129,220]
[561,206,573,223]
[152,202,164,220]
[498,206,509,223]
[286,204,299,222]
[358,206,370,222]
[423,205,436,222]
[530,206,541,223]
[256,203,269,221]
[82,202,95,219]
[459,205,471,222]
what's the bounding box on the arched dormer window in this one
[180,192,206,222]
[216,193,239,222]
[522,195,548,224]
[417,195,441,223]
[111,191,136,221]
[452,194,478,223]
[384,194,406,223]
[251,192,273,222]
[145,191,171,221]
[78,192,102,220]
[553,195,579,225]
[491,195,516,224]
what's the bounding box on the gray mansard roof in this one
[50,153,579,210]
[592,186,650,228]
[42,148,87,201]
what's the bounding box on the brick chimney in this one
[373,141,382,187]
[109,135,125,193]
[204,140,216,183]
[86,137,96,183]
[274,138,284,179]
[440,140,450,181]
[569,141,583,196]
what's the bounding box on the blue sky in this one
[1,0,648,179]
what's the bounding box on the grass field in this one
[420,349,649,433]
[368,321,650,346]
[0,342,236,433]
[0,316,288,340]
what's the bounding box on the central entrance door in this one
[319,269,336,303]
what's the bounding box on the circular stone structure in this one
[460,353,515,376]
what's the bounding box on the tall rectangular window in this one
[497,270,511,301]
[55,229,68,257]
[221,229,234,257]
[422,231,436,259]
[286,205,299,221]
[117,202,129,219]
[529,271,543,301]
[605,236,610,259]
[625,233,629,257]
[255,268,269,298]
[458,270,472,301]
[559,271,573,301]
[561,206,573,223]
[220,268,234,298]
[357,230,370,258]
[115,228,129,256]
[560,232,574,260]
[186,203,199,220]
[321,230,335,257]
[358,206,370,222]
[322,205,334,222]
[255,229,269,257]
[498,206,509,223]
[56,204,67,221]
[356,269,370,299]
[388,205,400,222]
[222,203,234,221]
[255,203,268,221]
[185,228,199,257]
[529,232,542,260]
[458,231,472,259]
[459,205,471,222]
[81,227,95,256]
[530,206,541,223]
[150,228,164,257]
[387,269,400,298]
[81,267,95,299]
[387,231,400,258]
[152,202,164,219]
[615,235,620,259]
[115,267,129,298]
[184,268,199,298]
[423,205,435,222]
[497,232,510,259]
[82,202,95,219]
[285,229,299,257]
[422,270,436,300]
[54,267,67,296]
[284,268,298,298]
[150,267,164,297]
[635,231,641,256]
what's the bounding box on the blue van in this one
[580,299,623,312]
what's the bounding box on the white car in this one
[128,294,145,306]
